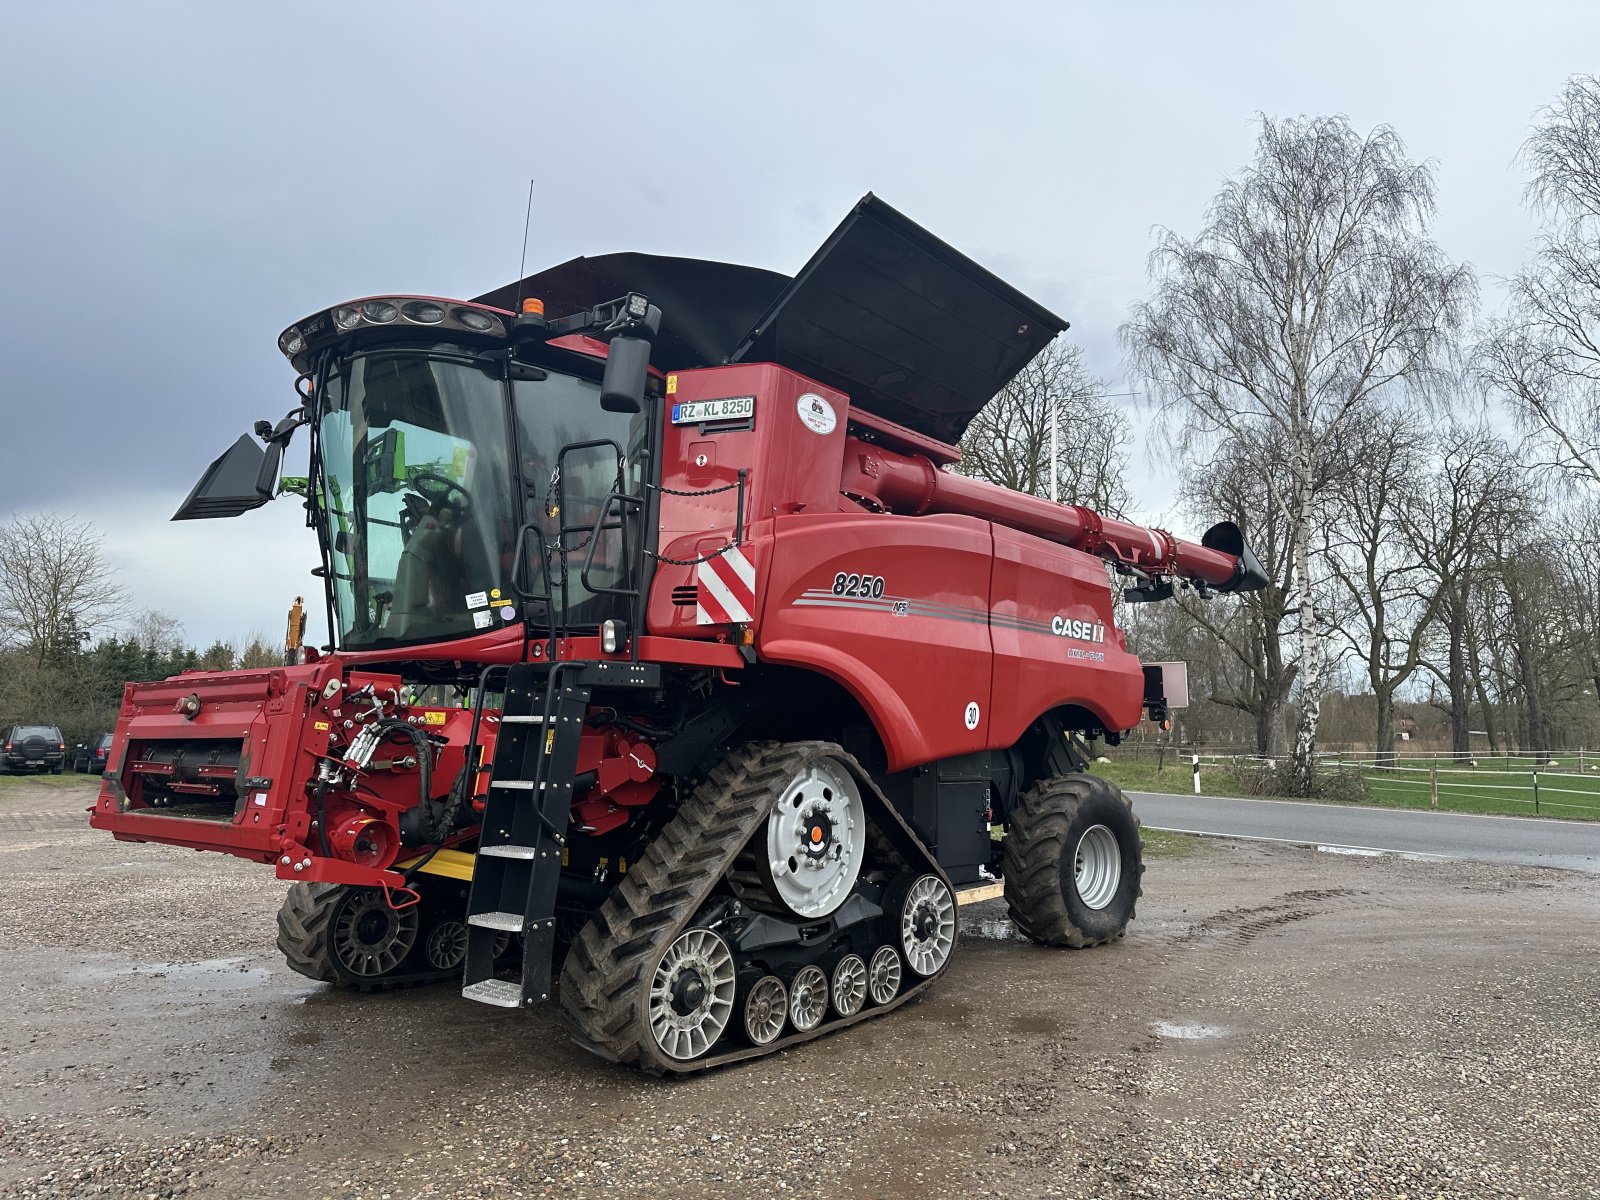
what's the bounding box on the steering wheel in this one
[410,471,473,518]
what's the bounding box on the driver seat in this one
[385,516,464,641]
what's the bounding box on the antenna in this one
[513,178,535,313]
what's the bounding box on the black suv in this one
[73,733,114,774]
[2,725,67,774]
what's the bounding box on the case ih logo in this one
[1050,615,1106,644]
[696,546,756,624]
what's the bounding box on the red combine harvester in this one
[90,196,1265,1072]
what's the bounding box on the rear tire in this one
[1003,773,1142,947]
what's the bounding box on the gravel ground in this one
[1,777,1597,1199]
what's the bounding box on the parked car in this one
[1,725,67,774]
[73,733,114,774]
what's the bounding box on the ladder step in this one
[468,911,526,933]
[501,715,547,724]
[493,780,537,791]
[461,979,523,1008]
[478,843,539,860]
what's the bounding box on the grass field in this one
[0,771,98,798]
[1093,756,1600,821]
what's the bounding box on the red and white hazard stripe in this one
[696,546,756,625]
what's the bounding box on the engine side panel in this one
[755,512,994,772]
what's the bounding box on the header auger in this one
[90,194,1264,1071]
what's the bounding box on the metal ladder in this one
[460,662,590,1008]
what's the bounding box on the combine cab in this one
[90,195,1265,1072]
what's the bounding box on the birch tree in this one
[1123,115,1474,793]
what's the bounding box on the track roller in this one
[788,964,828,1031]
[743,975,788,1045]
[867,945,902,1005]
[830,953,867,1016]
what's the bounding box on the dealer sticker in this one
[797,392,837,435]
[672,396,754,424]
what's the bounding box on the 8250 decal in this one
[832,572,886,599]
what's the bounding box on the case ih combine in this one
[90,196,1265,1072]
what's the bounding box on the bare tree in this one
[127,609,186,658]
[956,340,1131,514]
[1411,425,1530,758]
[1169,421,1301,755]
[1478,76,1600,487]
[1123,115,1474,792]
[1321,406,1460,764]
[0,513,128,668]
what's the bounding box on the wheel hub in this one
[802,808,835,860]
[670,968,708,1016]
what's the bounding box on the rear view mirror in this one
[172,434,272,521]
[600,335,650,413]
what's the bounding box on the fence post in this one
[1533,770,1540,815]
[1192,755,1201,795]
[1430,764,1438,812]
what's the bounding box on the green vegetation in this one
[1140,828,1206,859]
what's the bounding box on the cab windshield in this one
[316,347,648,650]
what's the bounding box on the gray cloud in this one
[1,1,1592,647]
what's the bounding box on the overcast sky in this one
[2,2,1594,649]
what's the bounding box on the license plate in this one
[671,396,754,425]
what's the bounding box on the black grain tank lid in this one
[728,194,1068,444]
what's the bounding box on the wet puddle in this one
[68,956,275,992]
[1152,1020,1231,1040]
[963,917,1025,941]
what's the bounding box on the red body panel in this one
[987,526,1143,746]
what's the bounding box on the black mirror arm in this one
[252,408,309,501]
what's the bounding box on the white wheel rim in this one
[789,964,828,1031]
[744,975,788,1045]
[899,874,956,977]
[1074,824,1122,911]
[831,954,867,1017]
[764,758,867,919]
[649,928,737,1061]
[868,945,901,1005]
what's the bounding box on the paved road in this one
[1131,790,1600,874]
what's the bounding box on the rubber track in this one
[559,740,952,1074]
[1003,772,1143,947]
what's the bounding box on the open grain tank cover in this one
[728,193,1069,444]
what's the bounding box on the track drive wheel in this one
[1003,773,1143,947]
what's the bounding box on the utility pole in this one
[1049,395,1058,504]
